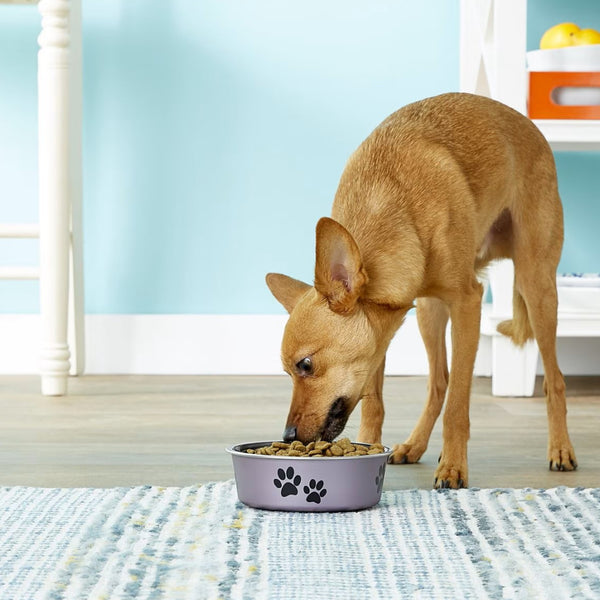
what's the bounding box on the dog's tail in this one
[496,288,534,347]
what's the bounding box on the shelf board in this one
[533,119,600,151]
[482,304,600,338]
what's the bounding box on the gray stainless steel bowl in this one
[227,441,392,512]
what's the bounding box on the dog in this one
[266,92,577,489]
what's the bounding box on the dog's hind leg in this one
[508,159,577,472]
[358,358,386,444]
[390,297,450,464]
[513,260,577,471]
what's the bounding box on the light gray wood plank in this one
[0,375,598,490]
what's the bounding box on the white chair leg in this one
[38,0,71,395]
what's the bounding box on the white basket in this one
[527,45,600,72]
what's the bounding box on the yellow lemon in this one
[571,28,600,46]
[540,22,580,49]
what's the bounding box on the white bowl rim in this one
[527,45,600,56]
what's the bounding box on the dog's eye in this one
[295,357,313,375]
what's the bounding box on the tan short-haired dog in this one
[266,93,577,489]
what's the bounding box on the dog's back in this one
[331,92,562,303]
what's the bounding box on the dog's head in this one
[266,217,407,443]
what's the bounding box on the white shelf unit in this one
[460,0,600,396]
[534,120,600,151]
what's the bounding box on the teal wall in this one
[0,1,598,315]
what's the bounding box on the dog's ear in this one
[265,273,311,314]
[314,217,368,313]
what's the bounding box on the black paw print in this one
[376,464,385,494]
[273,467,301,497]
[304,479,327,504]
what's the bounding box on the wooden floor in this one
[1,375,599,490]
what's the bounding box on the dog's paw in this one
[548,443,578,472]
[433,457,468,490]
[388,443,425,465]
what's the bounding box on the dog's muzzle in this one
[321,397,349,442]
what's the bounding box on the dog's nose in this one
[282,425,297,443]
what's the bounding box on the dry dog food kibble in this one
[245,438,385,457]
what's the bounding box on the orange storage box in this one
[528,71,600,119]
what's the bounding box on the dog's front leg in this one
[434,283,483,489]
[391,297,450,465]
[357,358,386,444]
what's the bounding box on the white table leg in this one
[38,0,71,395]
[488,259,539,397]
[491,335,538,396]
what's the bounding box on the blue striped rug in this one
[1,482,599,599]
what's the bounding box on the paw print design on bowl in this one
[304,479,327,504]
[273,467,301,497]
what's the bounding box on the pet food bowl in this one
[227,441,392,512]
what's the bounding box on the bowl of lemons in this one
[527,22,600,72]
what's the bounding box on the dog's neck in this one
[332,172,427,308]
[335,215,425,308]
[362,299,412,351]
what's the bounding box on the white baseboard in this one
[0,313,598,376]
